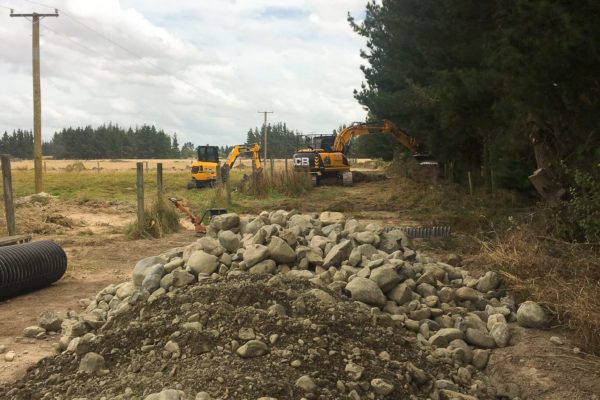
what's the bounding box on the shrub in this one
[551,167,600,242]
[126,198,181,239]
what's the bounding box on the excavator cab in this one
[196,145,219,164]
[188,145,220,189]
[304,134,336,152]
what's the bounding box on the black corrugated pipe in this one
[384,226,452,239]
[0,240,67,300]
[401,226,452,239]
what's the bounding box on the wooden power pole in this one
[10,9,59,193]
[257,111,273,163]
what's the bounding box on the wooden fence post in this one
[136,162,144,232]
[97,161,100,173]
[285,158,288,174]
[156,162,163,216]
[270,158,274,180]
[468,171,473,196]
[156,163,163,200]
[1,155,16,235]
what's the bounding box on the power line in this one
[19,0,212,100]
[40,21,104,58]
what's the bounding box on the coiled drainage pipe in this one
[0,240,67,300]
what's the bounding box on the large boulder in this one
[516,301,548,328]
[428,328,465,347]
[38,311,63,332]
[172,269,195,287]
[346,277,386,307]
[144,389,187,400]
[323,240,352,268]
[243,244,270,267]
[288,214,314,232]
[218,230,240,252]
[476,271,500,292]
[187,251,219,275]
[455,287,482,302]
[78,352,105,374]
[249,259,277,274]
[267,236,296,264]
[245,218,265,235]
[197,237,225,257]
[353,231,380,246]
[490,321,510,347]
[142,264,165,292]
[210,213,240,231]
[465,328,496,349]
[236,340,268,358]
[319,211,345,226]
[379,232,400,253]
[369,266,401,293]
[269,210,288,226]
[132,256,165,286]
[387,283,413,305]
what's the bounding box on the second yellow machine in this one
[292,120,436,186]
[187,144,261,189]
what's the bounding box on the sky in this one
[0,0,369,146]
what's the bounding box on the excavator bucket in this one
[413,153,438,165]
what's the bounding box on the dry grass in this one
[241,169,313,198]
[474,227,600,353]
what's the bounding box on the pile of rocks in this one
[1,210,548,400]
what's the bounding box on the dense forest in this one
[348,0,600,241]
[348,0,599,187]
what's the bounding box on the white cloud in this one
[0,0,368,146]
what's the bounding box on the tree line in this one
[245,122,304,158]
[0,125,197,160]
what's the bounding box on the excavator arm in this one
[332,119,433,163]
[221,144,262,172]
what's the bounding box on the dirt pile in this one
[1,210,543,399]
[3,275,491,400]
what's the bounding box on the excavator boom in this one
[222,143,261,171]
[333,120,421,155]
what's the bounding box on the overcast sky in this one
[0,0,368,146]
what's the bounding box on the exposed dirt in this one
[0,196,193,385]
[487,325,600,400]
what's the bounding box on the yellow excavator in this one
[187,144,261,189]
[292,119,436,186]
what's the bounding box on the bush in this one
[126,198,181,239]
[551,167,600,243]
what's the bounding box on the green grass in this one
[0,169,313,217]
